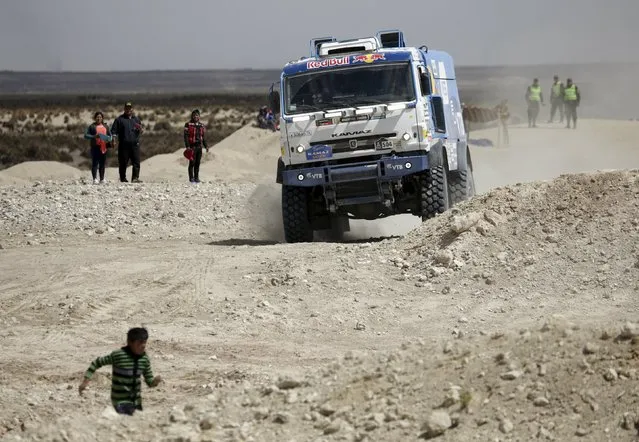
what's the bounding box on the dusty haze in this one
[1,0,637,71]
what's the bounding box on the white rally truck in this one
[270,30,475,243]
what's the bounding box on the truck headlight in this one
[402,133,411,141]
[296,145,305,153]
[297,174,304,181]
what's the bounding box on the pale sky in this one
[1,0,636,71]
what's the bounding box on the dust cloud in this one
[243,180,286,243]
[243,180,420,243]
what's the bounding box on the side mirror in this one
[268,90,281,114]
[420,72,432,96]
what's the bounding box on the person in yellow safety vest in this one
[548,75,565,123]
[563,78,581,129]
[497,100,510,147]
[525,78,544,127]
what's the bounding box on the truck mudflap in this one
[281,155,429,187]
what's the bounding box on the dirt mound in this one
[0,161,83,184]
[386,171,639,325]
[0,181,258,247]
[199,124,280,183]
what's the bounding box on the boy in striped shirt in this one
[79,327,162,415]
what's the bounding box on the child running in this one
[79,327,162,415]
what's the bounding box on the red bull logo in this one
[352,53,386,64]
[307,56,350,69]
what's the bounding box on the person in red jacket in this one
[183,109,209,183]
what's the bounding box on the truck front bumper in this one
[281,155,429,187]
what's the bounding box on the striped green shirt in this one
[84,346,154,408]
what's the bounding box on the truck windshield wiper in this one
[330,97,383,108]
[292,104,323,112]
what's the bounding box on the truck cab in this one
[271,30,475,243]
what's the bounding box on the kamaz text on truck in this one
[269,30,476,243]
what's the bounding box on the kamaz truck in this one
[270,30,475,243]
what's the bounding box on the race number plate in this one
[375,139,394,149]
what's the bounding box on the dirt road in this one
[1,120,639,441]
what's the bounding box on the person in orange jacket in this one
[84,111,113,184]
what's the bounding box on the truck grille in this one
[311,133,397,154]
[329,164,379,183]
[335,180,379,200]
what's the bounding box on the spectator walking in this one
[497,100,510,147]
[563,78,581,129]
[525,78,544,128]
[548,75,565,123]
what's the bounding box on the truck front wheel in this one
[448,151,476,206]
[448,169,476,206]
[282,185,314,243]
[420,165,450,221]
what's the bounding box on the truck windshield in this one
[284,62,415,115]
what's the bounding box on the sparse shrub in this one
[460,390,473,410]
[15,110,28,121]
[0,100,259,170]
[59,151,73,162]
[66,123,85,133]
[153,120,172,132]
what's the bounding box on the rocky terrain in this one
[1,121,639,442]
[7,318,639,442]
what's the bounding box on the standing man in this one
[525,78,544,128]
[548,75,564,123]
[183,109,209,183]
[497,100,510,147]
[111,102,144,183]
[563,78,581,129]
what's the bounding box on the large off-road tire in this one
[448,168,476,206]
[282,185,313,243]
[420,165,450,221]
[448,150,476,206]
